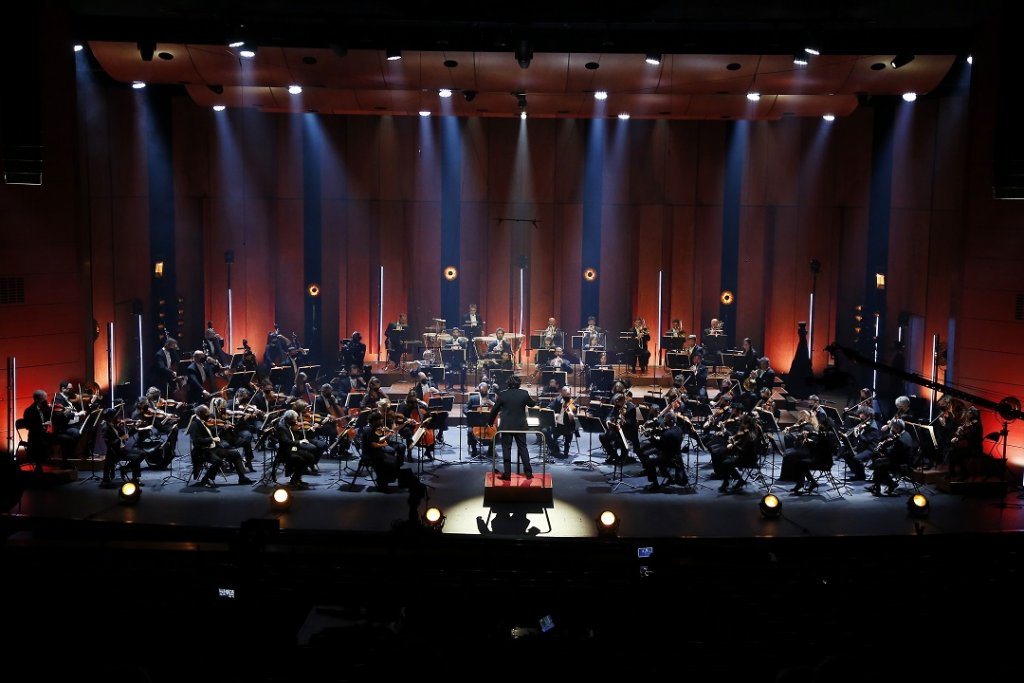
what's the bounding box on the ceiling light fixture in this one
[131,81,146,90]
[594,90,608,101]
[645,52,661,66]
[520,111,527,120]
[73,44,84,53]
[902,92,918,102]
[804,46,821,56]
[746,92,761,102]
[793,52,809,66]
[890,54,915,69]
[617,113,630,120]
[386,47,402,61]
[288,85,303,95]
[239,46,257,59]
[228,40,245,48]
[462,90,477,102]
[213,105,226,112]
[418,110,431,117]
[438,88,453,98]
[822,114,835,121]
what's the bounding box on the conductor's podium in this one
[484,471,553,507]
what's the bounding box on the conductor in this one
[488,375,537,480]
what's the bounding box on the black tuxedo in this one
[545,395,577,459]
[384,322,408,365]
[185,361,215,404]
[153,347,179,387]
[489,387,536,477]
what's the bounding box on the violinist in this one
[51,380,87,467]
[289,400,326,473]
[867,418,914,496]
[185,350,217,405]
[946,405,983,480]
[638,412,687,491]
[273,409,313,489]
[717,413,761,493]
[754,387,778,420]
[545,386,578,460]
[628,317,651,374]
[313,383,348,453]
[360,376,387,413]
[360,412,426,515]
[99,407,144,486]
[212,396,257,473]
[187,404,251,488]
[840,406,881,481]
[251,379,285,415]
[881,396,915,434]
[466,382,496,460]
[139,386,181,436]
[23,389,54,473]
[844,387,881,427]
[779,409,818,484]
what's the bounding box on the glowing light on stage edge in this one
[307,283,321,297]
[444,266,458,281]
[720,290,734,305]
[583,268,598,282]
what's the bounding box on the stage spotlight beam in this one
[890,54,915,69]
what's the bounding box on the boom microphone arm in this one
[824,343,1022,422]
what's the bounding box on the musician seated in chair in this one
[361,413,426,516]
[717,413,761,493]
[867,418,914,496]
[638,412,687,491]
[188,405,252,488]
[274,409,314,489]
[397,389,435,461]
[99,408,145,486]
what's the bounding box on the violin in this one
[204,417,232,429]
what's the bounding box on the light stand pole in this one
[6,357,15,454]
[809,259,820,373]
[225,251,234,353]
[107,322,116,409]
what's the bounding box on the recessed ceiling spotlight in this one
[822,114,835,121]
[793,52,809,66]
[746,92,761,101]
[239,47,256,59]
[288,85,303,95]
[419,110,431,117]
[645,52,661,66]
[804,46,821,56]
[228,41,245,48]
[594,90,608,101]
[213,105,226,112]
[131,81,146,90]
[73,43,84,53]
[386,48,402,61]
[520,111,527,120]
[890,54,915,69]
[438,88,453,98]
[617,113,630,120]
[967,55,973,65]
[902,92,918,102]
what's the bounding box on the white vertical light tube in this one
[107,322,116,409]
[871,313,880,393]
[929,334,939,422]
[137,313,144,399]
[226,289,233,353]
[808,292,815,361]
[518,267,525,350]
[6,357,16,454]
[656,270,663,363]
[378,266,384,361]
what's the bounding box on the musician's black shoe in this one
[237,476,254,485]
[731,479,746,491]
[790,483,804,494]
[718,480,730,493]
[499,474,511,481]
[805,481,819,493]
[644,483,661,492]
[525,472,533,479]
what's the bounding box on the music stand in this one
[540,370,568,390]
[228,370,255,391]
[535,349,555,367]
[666,351,690,372]
[441,348,467,389]
[575,414,605,469]
[268,366,290,393]
[682,402,713,490]
[466,409,495,461]
[588,368,614,399]
[490,369,513,391]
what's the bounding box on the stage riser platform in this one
[483,472,554,506]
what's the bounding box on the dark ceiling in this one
[67,1,1001,120]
